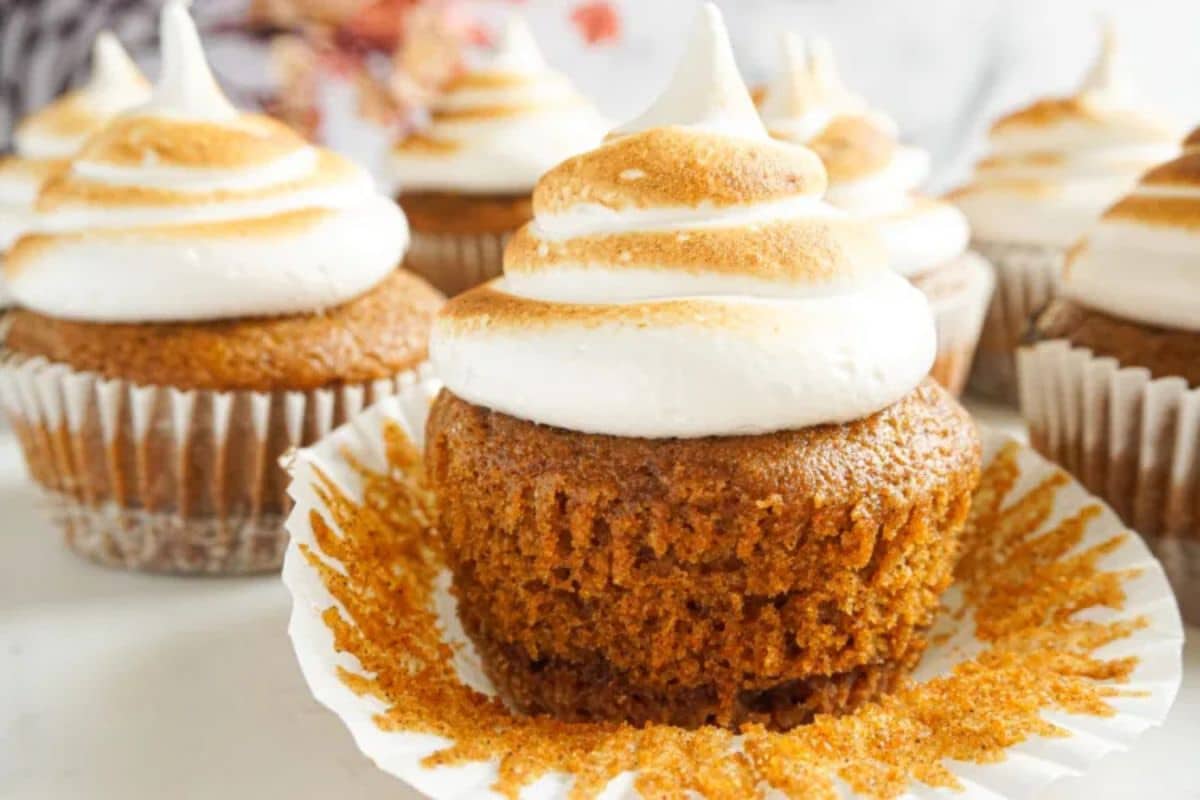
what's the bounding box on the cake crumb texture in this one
[298,410,1147,799]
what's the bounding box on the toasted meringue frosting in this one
[391,18,608,195]
[0,32,150,304]
[6,1,408,323]
[1062,149,1200,332]
[761,34,968,278]
[431,4,935,439]
[952,25,1179,247]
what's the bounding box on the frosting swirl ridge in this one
[1063,146,1200,332]
[7,1,408,323]
[431,5,935,438]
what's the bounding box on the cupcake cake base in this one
[426,381,980,729]
[398,191,532,296]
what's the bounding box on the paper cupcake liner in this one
[282,383,1183,800]
[1018,338,1200,622]
[0,348,431,574]
[967,239,1064,404]
[404,229,512,297]
[917,251,994,397]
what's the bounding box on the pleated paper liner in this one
[0,348,432,574]
[1019,338,1200,623]
[404,229,513,297]
[283,380,1182,799]
[967,239,1064,404]
[917,250,994,397]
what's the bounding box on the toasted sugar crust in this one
[425,381,981,727]
[5,269,443,391]
[74,113,305,169]
[805,115,897,182]
[532,127,827,215]
[504,216,884,284]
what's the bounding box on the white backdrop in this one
[504,0,1200,189]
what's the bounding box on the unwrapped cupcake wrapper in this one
[968,239,1064,404]
[283,383,1183,800]
[0,349,432,574]
[1018,339,1200,622]
[404,229,513,297]
[917,251,994,397]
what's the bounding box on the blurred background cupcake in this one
[760,34,992,396]
[0,34,149,308]
[390,17,609,296]
[950,24,1180,403]
[0,3,441,574]
[1018,140,1200,621]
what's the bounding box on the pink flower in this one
[570,1,621,45]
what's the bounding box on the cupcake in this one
[0,32,149,305]
[1019,141,1200,621]
[951,25,1179,402]
[0,1,442,574]
[391,18,608,297]
[426,5,981,729]
[759,35,992,396]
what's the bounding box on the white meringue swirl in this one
[0,32,149,305]
[1062,150,1200,332]
[391,18,608,195]
[761,34,969,278]
[431,4,935,439]
[952,24,1179,247]
[6,1,408,323]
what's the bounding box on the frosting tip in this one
[146,0,239,121]
[489,16,546,73]
[616,2,764,139]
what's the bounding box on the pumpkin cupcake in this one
[760,34,992,395]
[391,17,608,296]
[951,24,1179,402]
[426,5,981,729]
[0,32,149,305]
[0,2,442,574]
[1019,140,1200,621]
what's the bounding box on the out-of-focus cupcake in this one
[760,35,992,395]
[1018,141,1200,620]
[426,5,980,729]
[952,25,1179,402]
[391,18,608,296]
[0,2,442,574]
[0,33,149,306]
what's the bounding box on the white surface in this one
[1,403,1197,800]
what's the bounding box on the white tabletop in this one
[1,405,1196,800]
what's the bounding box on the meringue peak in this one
[1078,19,1127,101]
[83,32,149,111]
[487,17,547,73]
[760,33,867,128]
[142,0,239,122]
[615,3,765,140]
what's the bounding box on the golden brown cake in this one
[0,3,440,574]
[426,6,980,729]
[427,382,978,728]
[390,19,607,296]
